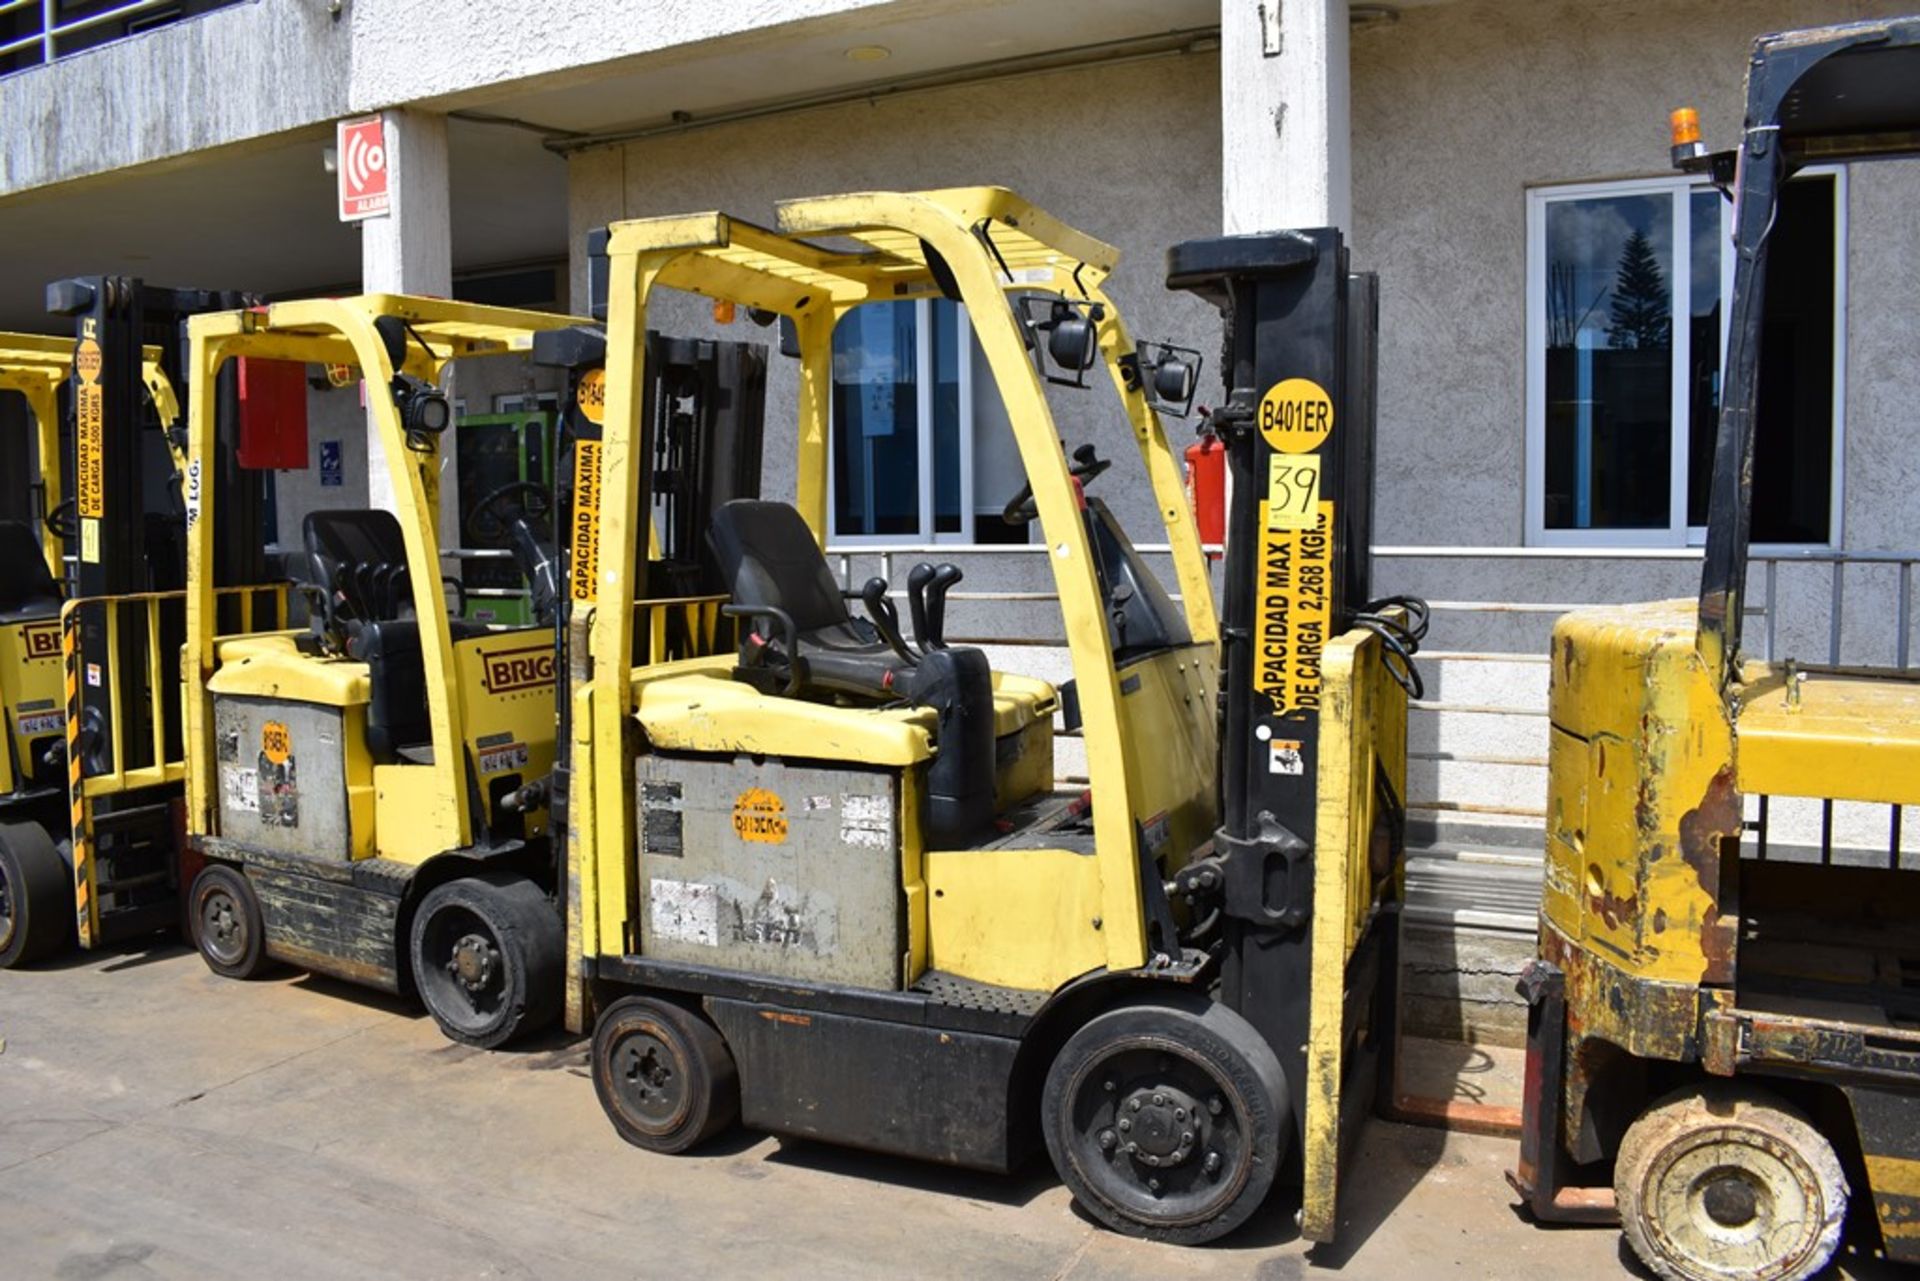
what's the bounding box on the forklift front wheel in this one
[0,821,73,968]
[1614,1084,1847,1281]
[188,863,271,980]
[591,996,739,1154]
[1042,999,1288,1245]
[410,875,562,1049]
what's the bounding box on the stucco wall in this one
[567,51,1225,568]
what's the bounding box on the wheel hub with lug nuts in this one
[1117,1084,1204,1171]
[449,933,498,992]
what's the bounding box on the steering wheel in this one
[1001,444,1113,525]
[45,497,77,541]
[465,481,553,545]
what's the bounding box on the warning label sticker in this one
[1254,501,1335,717]
[569,439,601,603]
[731,787,788,844]
[575,368,607,425]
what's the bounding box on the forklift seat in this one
[707,499,914,697]
[303,509,416,623]
[0,521,60,624]
[299,509,484,763]
[707,499,997,844]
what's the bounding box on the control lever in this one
[906,563,935,654]
[860,576,916,663]
[925,564,963,649]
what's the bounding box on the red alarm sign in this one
[337,115,389,222]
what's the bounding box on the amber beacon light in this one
[1669,106,1706,167]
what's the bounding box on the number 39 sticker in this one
[1266,455,1322,531]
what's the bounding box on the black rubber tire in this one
[592,996,740,1154]
[1615,1083,1848,1281]
[409,874,561,1049]
[188,863,271,979]
[0,821,73,968]
[1042,997,1289,1245]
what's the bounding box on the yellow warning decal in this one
[569,439,601,603]
[1259,377,1333,455]
[261,720,292,765]
[1266,454,1323,531]
[576,368,607,425]
[731,787,788,844]
[1254,501,1335,717]
[75,338,105,521]
[325,363,356,388]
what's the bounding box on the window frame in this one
[825,297,982,549]
[1523,168,1846,550]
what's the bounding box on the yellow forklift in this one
[1511,18,1920,1281]
[563,188,1421,1242]
[176,295,768,1048]
[0,279,267,969]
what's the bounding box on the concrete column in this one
[360,107,451,511]
[1221,0,1351,235]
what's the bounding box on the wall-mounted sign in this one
[337,115,390,222]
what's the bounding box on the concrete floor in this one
[0,944,1724,1279]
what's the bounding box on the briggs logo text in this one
[481,645,555,695]
[23,623,60,660]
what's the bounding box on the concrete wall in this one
[0,0,350,196]
[346,0,896,110]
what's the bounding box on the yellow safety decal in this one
[75,338,105,523]
[1253,500,1335,717]
[576,368,607,425]
[731,787,788,843]
[324,363,356,388]
[1266,454,1323,531]
[570,439,602,603]
[1258,377,1334,454]
[261,720,292,765]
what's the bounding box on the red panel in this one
[236,358,310,470]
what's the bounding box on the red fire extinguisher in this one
[1184,411,1226,557]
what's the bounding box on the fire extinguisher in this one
[1184,410,1226,557]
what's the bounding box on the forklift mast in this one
[1168,229,1386,1159]
[44,277,258,782]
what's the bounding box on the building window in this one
[1525,171,1844,547]
[829,298,1025,546]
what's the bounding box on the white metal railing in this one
[0,0,242,70]
[1373,545,1919,862]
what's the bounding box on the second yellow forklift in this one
[561,187,1421,1243]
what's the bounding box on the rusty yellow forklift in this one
[562,188,1422,1243]
[0,280,270,968]
[177,295,768,1048]
[1511,17,1920,1281]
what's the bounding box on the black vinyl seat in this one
[0,521,60,625]
[707,499,914,697]
[707,499,996,845]
[297,509,485,763]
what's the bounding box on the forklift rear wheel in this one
[1042,999,1288,1245]
[410,875,561,1049]
[1615,1083,1847,1281]
[0,821,73,968]
[591,996,739,1154]
[189,864,270,979]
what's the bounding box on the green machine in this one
[456,411,554,626]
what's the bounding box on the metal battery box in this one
[636,753,903,990]
[213,696,352,859]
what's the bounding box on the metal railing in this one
[1372,545,1919,865]
[0,0,244,72]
